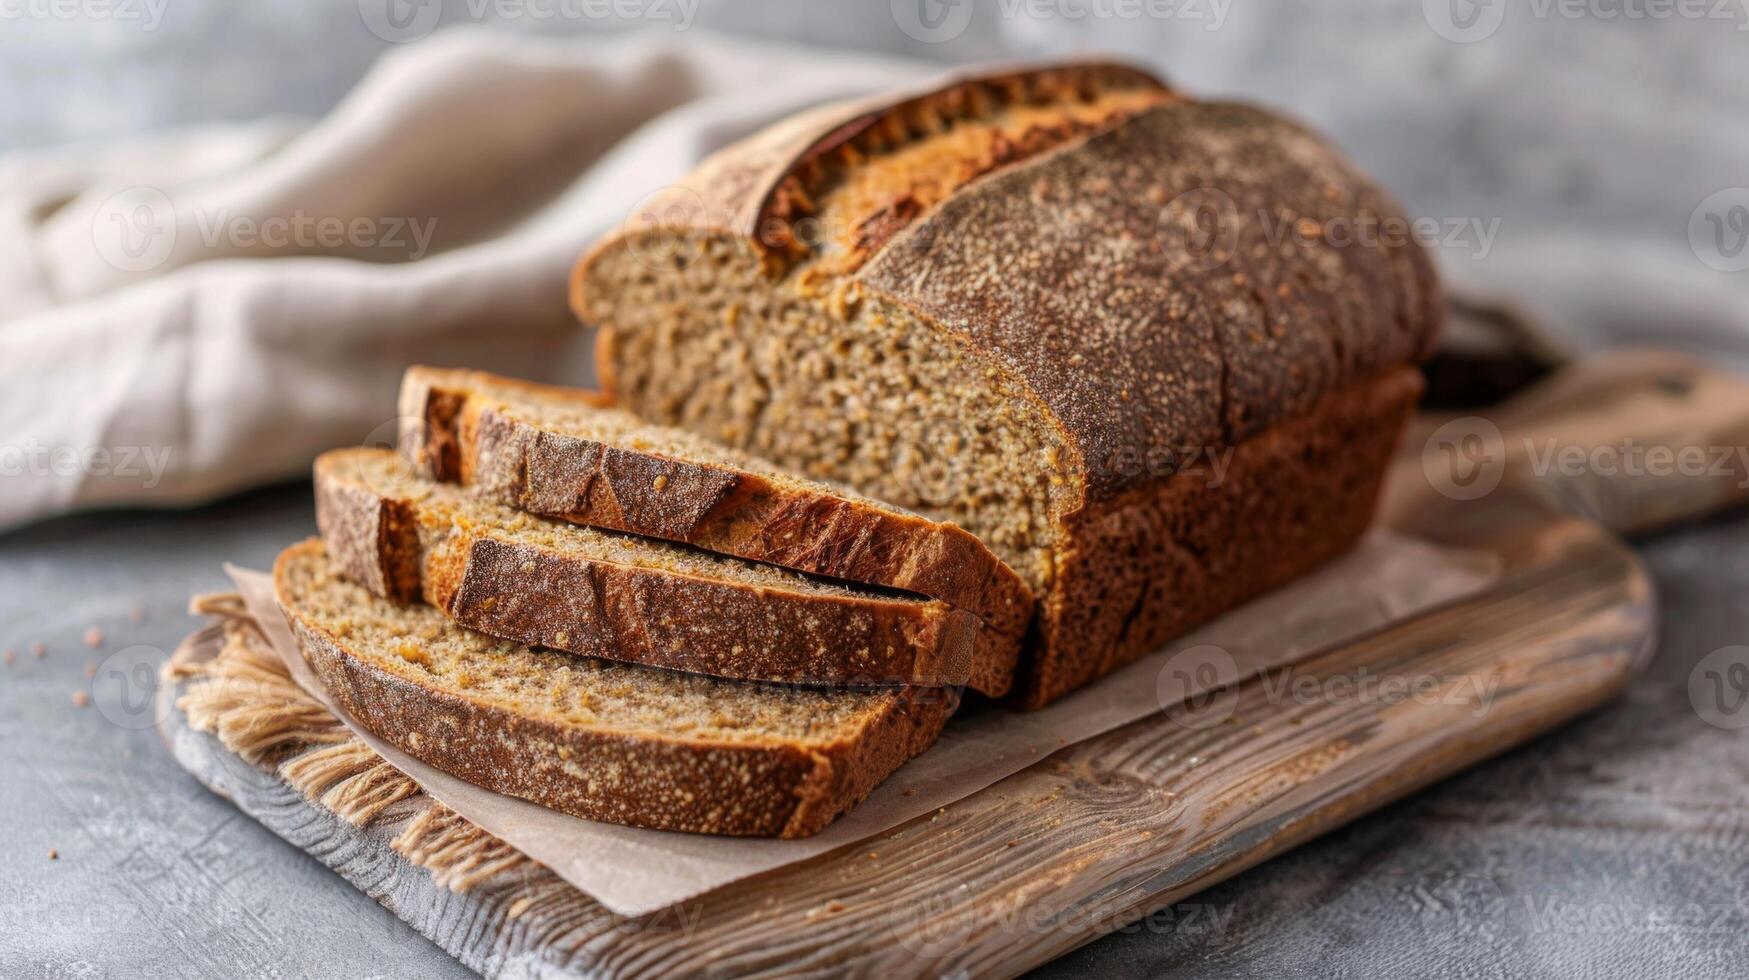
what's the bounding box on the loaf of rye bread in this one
[396,364,1031,687]
[572,61,1442,707]
[275,539,956,837]
[315,447,1000,692]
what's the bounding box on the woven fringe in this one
[393,805,543,894]
[177,625,350,766]
[172,596,546,895]
[280,741,422,827]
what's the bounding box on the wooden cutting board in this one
[158,351,1749,979]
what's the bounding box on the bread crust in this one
[275,540,957,837]
[398,365,1031,695]
[859,100,1442,505]
[315,449,983,690]
[1022,367,1422,707]
[571,60,1167,283]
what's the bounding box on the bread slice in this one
[396,365,1030,695]
[315,447,996,692]
[274,539,956,837]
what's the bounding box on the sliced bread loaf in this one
[571,61,1440,706]
[397,365,1033,661]
[315,447,1003,692]
[274,539,956,837]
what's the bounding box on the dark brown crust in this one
[1019,367,1423,707]
[859,100,1443,505]
[439,535,978,689]
[275,540,957,837]
[316,449,982,690]
[404,367,1032,694]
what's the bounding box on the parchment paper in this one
[227,529,1498,917]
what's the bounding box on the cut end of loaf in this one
[582,242,1076,594]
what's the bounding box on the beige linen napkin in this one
[0,30,924,530]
